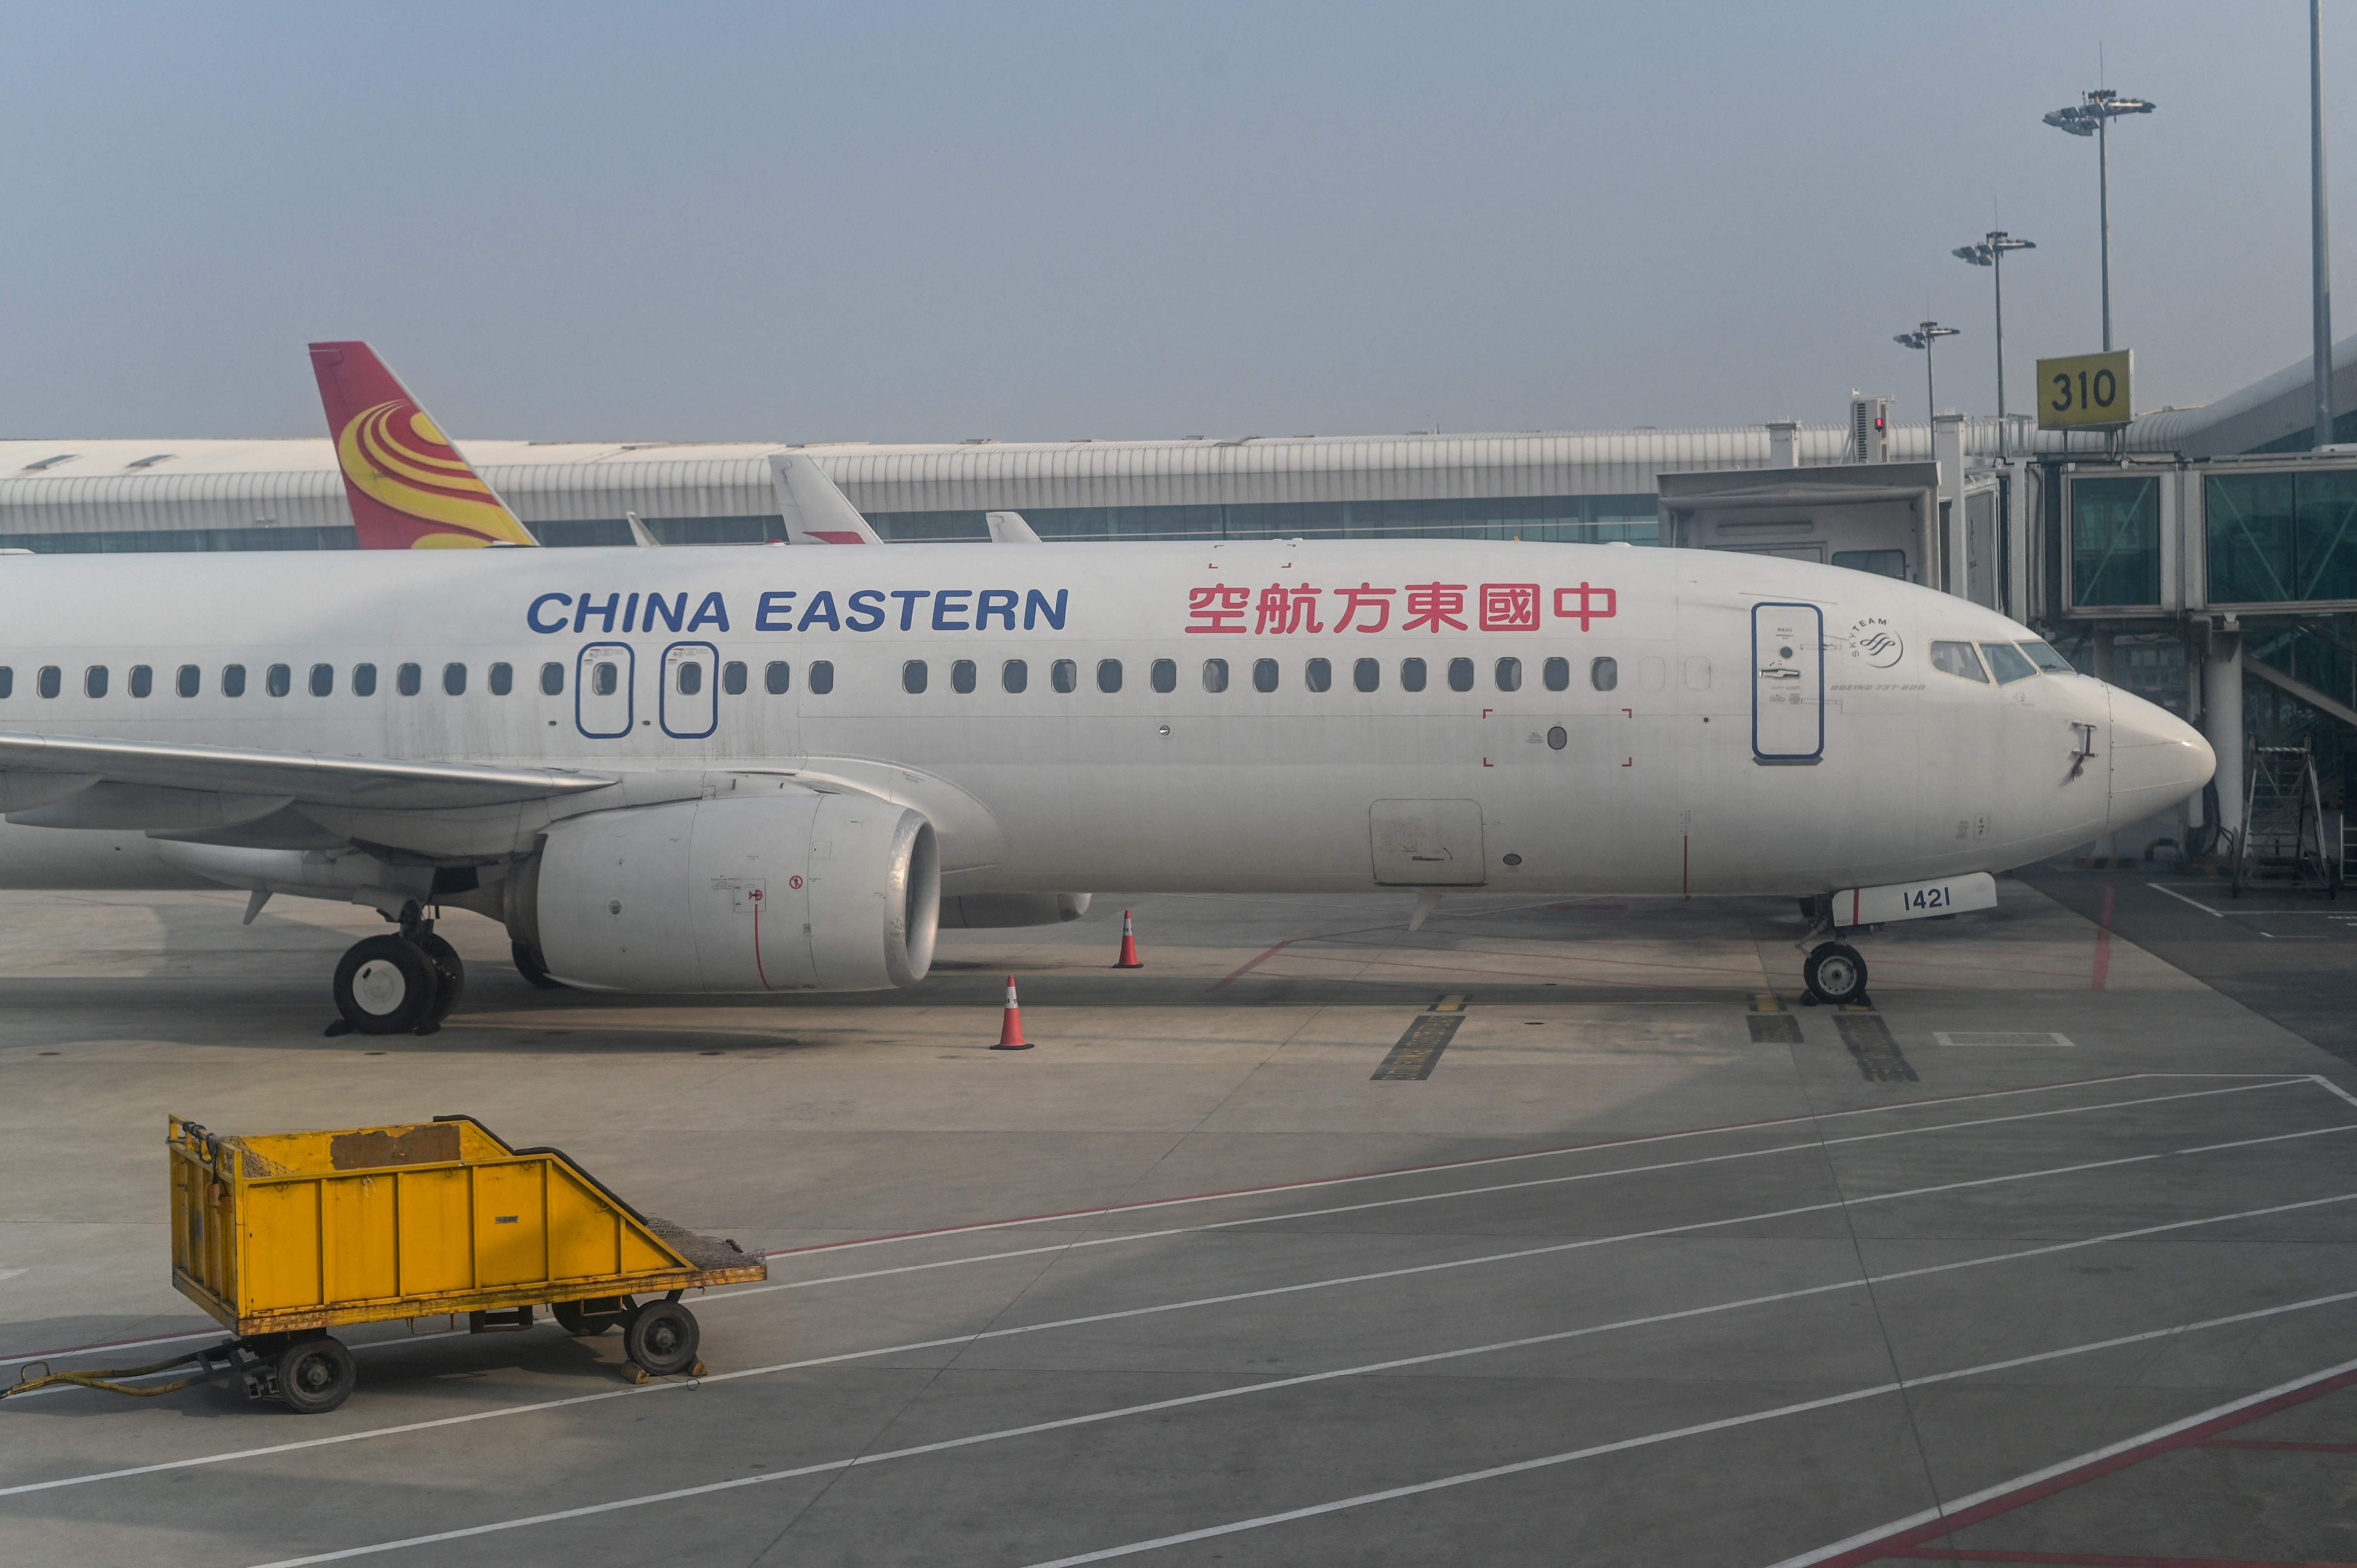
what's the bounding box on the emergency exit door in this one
[1751,602,1823,763]
[661,641,718,739]
[576,642,634,739]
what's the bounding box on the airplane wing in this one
[769,453,883,544]
[985,511,1042,543]
[0,731,614,830]
[309,341,541,550]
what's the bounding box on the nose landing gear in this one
[1795,893,1870,1007]
[325,902,466,1037]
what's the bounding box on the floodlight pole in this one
[2314,0,2335,449]
[2045,90,2154,353]
[1954,233,2035,455]
[1894,321,1962,437]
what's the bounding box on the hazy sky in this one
[4,3,2347,443]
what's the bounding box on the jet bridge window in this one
[721,661,747,696]
[175,665,198,698]
[1543,657,1570,692]
[129,665,152,699]
[396,663,421,697]
[1150,658,1176,693]
[443,663,467,696]
[1305,658,1332,692]
[1354,658,1380,692]
[952,659,977,694]
[808,660,835,694]
[542,662,566,696]
[1980,642,2037,684]
[1002,659,1028,693]
[353,664,377,697]
[1051,659,1076,694]
[1447,657,1475,693]
[903,660,928,694]
[1252,658,1279,693]
[1929,641,1989,682]
[1591,657,1618,692]
[37,666,60,699]
[1401,657,1428,692]
[85,666,108,698]
[265,664,290,697]
[2018,639,2073,673]
[1494,657,1521,692]
[490,662,515,696]
[763,660,790,695]
[1097,659,1123,694]
[221,664,246,697]
[309,664,333,697]
[1201,658,1228,692]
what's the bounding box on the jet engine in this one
[522,791,938,993]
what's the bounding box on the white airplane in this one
[0,513,2210,1031]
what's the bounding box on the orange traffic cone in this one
[993,975,1032,1050]
[1113,909,1143,969]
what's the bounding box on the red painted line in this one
[2195,1438,2357,1453]
[1893,1550,2355,1565]
[749,1073,2185,1261]
[1212,939,1295,990]
[2092,883,2115,991]
[1804,1367,2357,1568]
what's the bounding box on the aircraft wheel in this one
[1803,942,1868,1007]
[512,940,566,990]
[415,932,466,1029]
[333,936,441,1036]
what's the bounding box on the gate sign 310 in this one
[2036,349,2133,431]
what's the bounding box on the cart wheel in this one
[553,1298,626,1337]
[512,940,566,990]
[333,936,440,1036]
[624,1301,700,1377]
[1803,942,1869,1007]
[415,932,466,1027]
[275,1336,355,1415]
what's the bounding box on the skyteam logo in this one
[1846,615,1904,669]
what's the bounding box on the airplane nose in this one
[2106,686,2216,831]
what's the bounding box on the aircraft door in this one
[660,641,718,739]
[1751,602,1823,763]
[576,643,634,739]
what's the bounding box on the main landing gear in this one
[1795,895,1870,1008]
[326,902,465,1038]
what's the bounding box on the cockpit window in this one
[1981,642,2038,684]
[1929,641,1989,683]
[2018,639,2074,673]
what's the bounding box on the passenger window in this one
[1447,657,1474,693]
[221,664,246,697]
[1929,641,1989,683]
[1401,657,1428,692]
[85,666,109,699]
[1683,655,1712,690]
[541,662,565,696]
[1253,658,1279,693]
[396,662,421,696]
[903,660,928,694]
[37,666,60,699]
[1150,658,1176,694]
[2019,639,2073,673]
[1543,656,1571,691]
[176,665,199,698]
[1354,658,1380,693]
[129,665,153,698]
[443,663,467,696]
[1639,655,1667,691]
[952,659,977,694]
[1051,659,1076,694]
[809,660,835,694]
[1547,725,1567,750]
[490,662,514,696]
[591,661,617,697]
[721,661,747,696]
[1981,643,2037,684]
[309,663,333,697]
[1201,658,1228,693]
[1494,657,1521,692]
[265,664,289,697]
[1002,659,1028,694]
[1305,657,1332,692]
[1591,657,1618,692]
[763,660,790,695]
[1097,658,1123,694]
[0,667,11,699]
[353,663,377,697]
[676,661,702,695]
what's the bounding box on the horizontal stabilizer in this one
[309,341,539,550]
[768,454,882,544]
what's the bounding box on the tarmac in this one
[2,870,2353,1567]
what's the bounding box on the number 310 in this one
[2050,369,2117,412]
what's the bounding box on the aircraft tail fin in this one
[308,342,539,549]
[985,511,1042,543]
[768,453,882,544]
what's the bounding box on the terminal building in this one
[11,338,2357,848]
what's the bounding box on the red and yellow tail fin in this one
[308,342,538,549]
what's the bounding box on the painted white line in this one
[1,1072,2306,1372]
[242,1284,2357,1568]
[12,1127,2349,1502]
[2147,882,2229,916]
[728,1079,2318,1299]
[1765,1354,2357,1567]
[1932,1032,2073,1049]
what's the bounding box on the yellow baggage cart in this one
[7,1114,766,1414]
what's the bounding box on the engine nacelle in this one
[532,792,938,993]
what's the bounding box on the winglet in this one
[308,342,539,549]
[985,511,1042,543]
[768,453,882,544]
